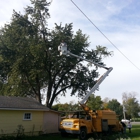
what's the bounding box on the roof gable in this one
[0,96,49,111]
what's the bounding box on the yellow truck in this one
[59,109,122,139]
[58,43,123,140]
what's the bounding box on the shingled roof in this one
[0,96,49,111]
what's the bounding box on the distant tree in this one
[0,0,112,108]
[86,94,103,110]
[69,101,80,111]
[58,103,70,112]
[102,97,110,109]
[107,99,123,119]
[51,103,61,111]
[52,101,79,112]
[122,92,140,120]
[52,101,80,117]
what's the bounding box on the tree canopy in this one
[0,0,112,108]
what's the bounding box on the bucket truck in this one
[58,43,122,140]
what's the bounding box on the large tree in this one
[0,0,112,108]
[122,92,140,119]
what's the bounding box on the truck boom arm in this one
[58,42,113,105]
[80,67,112,104]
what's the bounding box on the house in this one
[0,96,61,136]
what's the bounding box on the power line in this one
[71,0,140,71]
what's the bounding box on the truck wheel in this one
[78,128,87,140]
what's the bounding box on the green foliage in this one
[52,102,80,112]
[86,94,103,110]
[0,0,112,108]
[107,99,123,119]
[51,104,60,111]
[52,101,81,117]
[0,0,51,104]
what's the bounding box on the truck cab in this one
[59,111,92,139]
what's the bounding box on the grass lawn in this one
[1,125,140,140]
[126,125,140,140]
[29,125,140,140]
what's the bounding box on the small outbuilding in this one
[0,96,61,136]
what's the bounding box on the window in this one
[23,113,32,120]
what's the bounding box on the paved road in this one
[131,121,140,125]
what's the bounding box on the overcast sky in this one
[0,0,140,105]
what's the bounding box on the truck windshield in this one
[71,112,90,119]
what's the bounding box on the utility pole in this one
[123,105,126,120]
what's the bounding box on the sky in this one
[0,0,140,105]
